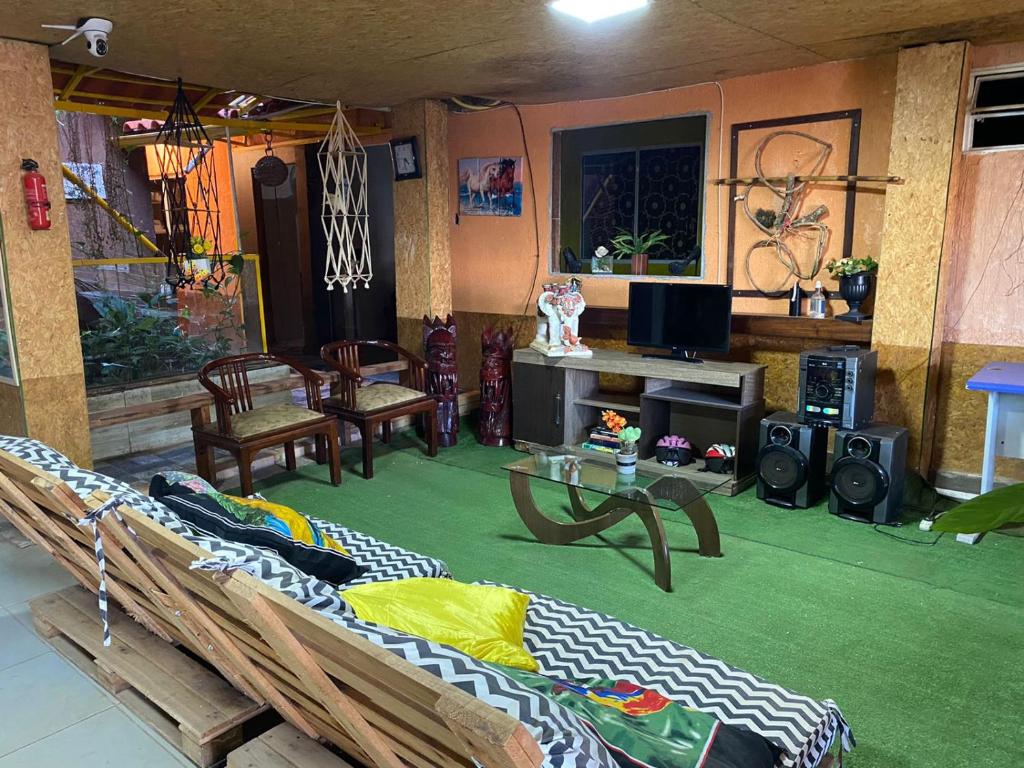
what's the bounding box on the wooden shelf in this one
[642,386,744,411]
[574,393,641,413]
[580,307,872,344]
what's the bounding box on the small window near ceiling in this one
[965,68,1024,151]
[552,115,707,277]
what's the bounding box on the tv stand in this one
[642,348,705,364]
[511,348,766,495]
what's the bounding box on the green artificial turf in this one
[253,426,1024,768]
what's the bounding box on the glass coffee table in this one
[503,449,726,591]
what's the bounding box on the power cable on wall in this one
[510,103,542,316]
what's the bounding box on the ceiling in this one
[6,1,1024,106]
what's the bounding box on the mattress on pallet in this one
[0,436,852,768]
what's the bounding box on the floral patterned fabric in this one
[220,403,325,438]
[328,383,427,413]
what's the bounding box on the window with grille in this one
[965,68,1024,151]
[553,116,707,276]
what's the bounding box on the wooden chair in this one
[193,353,341,496]
[320,340,438,479]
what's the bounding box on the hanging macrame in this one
[319,102,372,291]
[155,78,225,289]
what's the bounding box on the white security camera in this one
[41,17,113,58]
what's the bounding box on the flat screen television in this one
[627,282,733,360]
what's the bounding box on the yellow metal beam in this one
[53,99,382,136]
[193,87,223,111]
[61,164,164,256]
[59,64,100,101]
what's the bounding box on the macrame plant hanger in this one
[155,78,225,289]
[319,102,372,292]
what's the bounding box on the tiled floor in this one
[0,520,193,767]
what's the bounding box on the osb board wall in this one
[448,55,896,318]
[393,99,451,352]
[0,40,91,465]
[932,342,1024,483]
[871,42,966,471]
[0,382,25,435]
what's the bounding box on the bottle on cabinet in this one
[808,281,827,319]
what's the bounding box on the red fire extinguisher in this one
[21,159,52,230]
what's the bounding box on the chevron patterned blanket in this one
[0,436,852,768]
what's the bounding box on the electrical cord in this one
[510,103,542,316]
[872,524,945,546]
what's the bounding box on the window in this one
[553,115,707,276]
[965,67,1024,151]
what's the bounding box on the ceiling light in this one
[549,0,649,23]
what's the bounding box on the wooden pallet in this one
[30,585,271,767]
[228,724,355,768]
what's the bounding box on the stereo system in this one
[752,345,907,525]
[798,346,877,429]
[756,412,827,509]
[829,425,908,525]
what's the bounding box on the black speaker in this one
[756,412,828,509]
[829,424,908,525]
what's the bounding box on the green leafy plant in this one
[826,256,879,278]
[609,230,670,260]
[618,426,642,455]
[79,287,239,387]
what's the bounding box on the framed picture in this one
[390,136,422,181]
[457,156,523,217]
[0,216,18,385]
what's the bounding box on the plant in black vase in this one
[826,256,879,323]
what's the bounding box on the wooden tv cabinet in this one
[511,348,766,496]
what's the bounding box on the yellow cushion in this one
[223,495,350,555]
[342,578,538,671]
[347,383,426,413]
[228,404,323,438]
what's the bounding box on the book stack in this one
[582,426,621,454]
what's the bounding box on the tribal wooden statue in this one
[423,314,459,447]
[478,326,513,447]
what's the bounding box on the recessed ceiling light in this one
[549,0,649,24]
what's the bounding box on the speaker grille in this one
[832,457,889,507]
[758,446,806,492]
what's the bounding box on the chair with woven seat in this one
[320,340,438,479]
[193,353,341,495]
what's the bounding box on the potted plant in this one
[826,256,879,323]
[655,435,692,467]
[601,409,641,474]
[610,229,670,275]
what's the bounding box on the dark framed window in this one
[553,115,707,277]
[965,67,1024,151]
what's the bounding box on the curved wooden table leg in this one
[510,472,635,545]
[633,504,671,591]
[648,477,722,557]
[510,472,673,591]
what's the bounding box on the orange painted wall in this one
[942,41,1024,349]
[448,55,897,316]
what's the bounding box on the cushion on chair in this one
[329,383,427,413]
[226,403,325,438]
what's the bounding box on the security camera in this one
[41,17,113,58]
